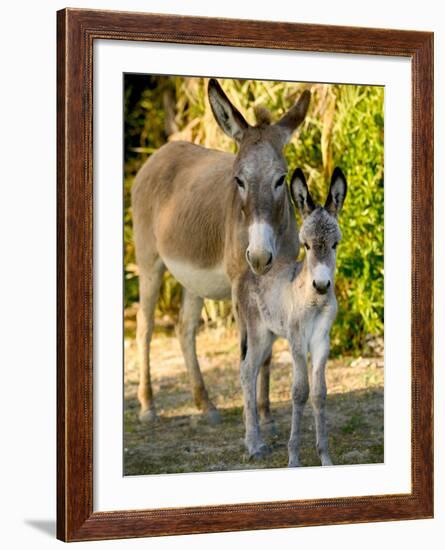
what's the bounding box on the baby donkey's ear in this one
[325,167,347,216]
[290,168,315,219]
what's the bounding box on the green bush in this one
[124,76,384,354]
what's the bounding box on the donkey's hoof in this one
[249,444,271,461]
[321,456,333,466]
[203,408,221,425]
[139,409,158,424]
[288,458,301,468]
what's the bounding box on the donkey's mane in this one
[254,105,272,126]
[300,207,341,243]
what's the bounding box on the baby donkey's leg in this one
[310,333,332,466]
[257,353,277,435]
[288,342,309,467]
[240,329,273,459]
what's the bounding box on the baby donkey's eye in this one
[332,242,338,250]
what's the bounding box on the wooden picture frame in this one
[57,8,434,542]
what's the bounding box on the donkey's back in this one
[132,140,236,272]
[132,140,235,208]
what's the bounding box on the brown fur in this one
[132,142,234,269]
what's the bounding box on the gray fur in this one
[299,207,341,245]
[234,167,347,465]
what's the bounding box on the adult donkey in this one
[132,79,310,424]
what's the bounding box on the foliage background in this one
[124,75,384,355]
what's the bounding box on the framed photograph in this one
[57,8,433,542]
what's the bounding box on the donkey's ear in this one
[208,79,249,143]
[325,167,347,216]
[276,89,311,144]
[290,168,315,218]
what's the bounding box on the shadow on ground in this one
[124,387,383,476]
[124,328,384,476]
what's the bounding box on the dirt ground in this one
[124,322,384,476]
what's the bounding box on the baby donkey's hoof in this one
[248,443,271,461]
[320,455,333,466]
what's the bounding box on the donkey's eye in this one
[332,242,338,250]
[304,243,310,250]
[234,177,245,189]
[275,175,286,189]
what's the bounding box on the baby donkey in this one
[235,167,347,466]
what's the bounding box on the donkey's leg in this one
[310,335,332,466]
[288,344,309,467]
[241,330,273,459]
[257,353,277,436]
[177,289,220,424]
[137,258,165,423]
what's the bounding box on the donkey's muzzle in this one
[313,279,331,294]
[246,249,273,275]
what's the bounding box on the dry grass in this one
[124,323,384,476]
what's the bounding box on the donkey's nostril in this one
[266,253,273,267]
[313,279,330,294]
[246,250,251,261]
